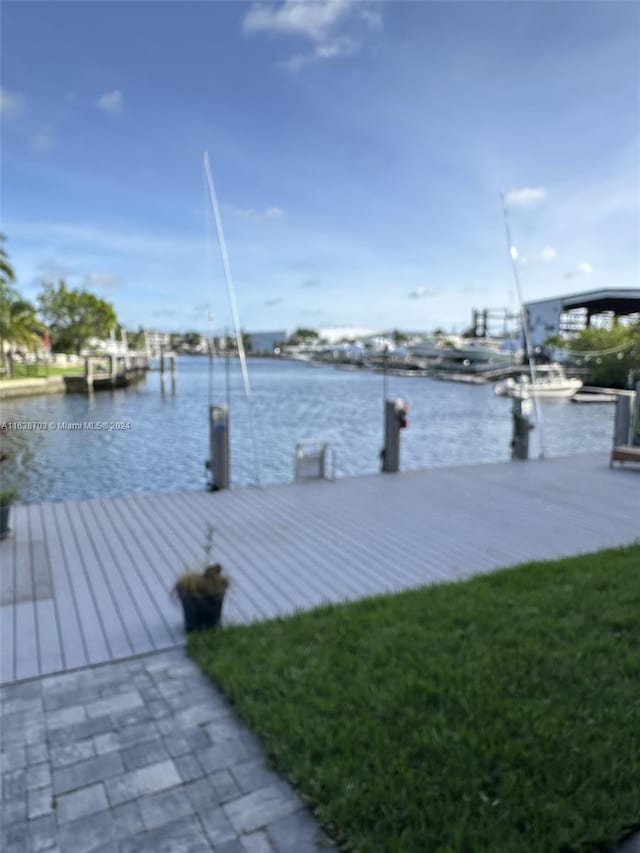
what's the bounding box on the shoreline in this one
[0,376,66,400]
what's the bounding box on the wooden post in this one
[511,397,533,460]
[382,399,406,473]
[84,357,94,393]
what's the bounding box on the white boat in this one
[571,392,617,404]
[494,364,582,399]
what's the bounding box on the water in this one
[1,357,614,504]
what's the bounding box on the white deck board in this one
[63,501,132,660]
[28,504,64,677]
[88,497,173,650]
[76,500,154,657]
[1,452,638,684]
[94,496,180,647]
[151,491,280,622]
[0,519,16,683]
[13,508,39,681]
[53,501,111,664]
[162,494,287,621]
[39,502,87,672]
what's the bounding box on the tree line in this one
[1,235,119,375]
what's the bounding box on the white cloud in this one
[408,287,434,300]
[0,87,24,117]
[30,131,53,153]
[265,297,284,307]
[265,206,285,220]
[243,1,381,71]
[243,0,352,41]
[12,220,202,259]
[281,35,357,71]
[97,90,123,116]
[504,187,547,207]
[564,261,594,278]
[84,271,122,290]
[517,246,556,265]
[232,206,285,221]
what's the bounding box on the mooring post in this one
[613,391,635,447]
[381,398,408,473]
[511,396,533,460]
[84,357,94,393]
[207,404,230,490]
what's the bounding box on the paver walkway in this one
[0,648,335,853]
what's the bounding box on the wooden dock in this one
[1,452,638,685]
[63,354,149,393]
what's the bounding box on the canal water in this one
[1,357,614,503]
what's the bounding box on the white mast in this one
[500,192,546,459]
[203,150,262,486]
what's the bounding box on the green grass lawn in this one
[0,363,81,380]
[189,545,640,853]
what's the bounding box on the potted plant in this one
[173,525,229,632]
[0,487,17,540]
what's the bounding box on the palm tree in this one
[0,235,43,376]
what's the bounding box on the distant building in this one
[246,331,287,354]
[144,330,171,358]
[524,288,640,348]
[317,327,378,344]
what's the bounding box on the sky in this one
[1,0,639,335]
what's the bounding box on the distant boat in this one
[494,364,582,399]
[440,337,521,369]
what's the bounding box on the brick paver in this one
[0,649,335,852]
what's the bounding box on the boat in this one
[571,392,617,404]
[447,337,521,367]
[494,364,583,399]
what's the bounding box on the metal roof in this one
[526,288,640,314]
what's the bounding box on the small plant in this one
[173,564,229,599]
[172,524,229,632]
[0,487,18,505]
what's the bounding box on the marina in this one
[1,451,638,685]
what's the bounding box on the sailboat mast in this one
[203,150,262,486]
[500,192,546,459]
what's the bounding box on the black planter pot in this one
[0,503,10,540]
[180,593,224,633]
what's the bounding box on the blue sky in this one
[1,1,638,334]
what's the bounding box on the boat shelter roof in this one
[526,288,640,315]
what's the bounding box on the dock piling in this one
[208,404,230,490]
[381,398,408,473]
[511,397,534,460]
